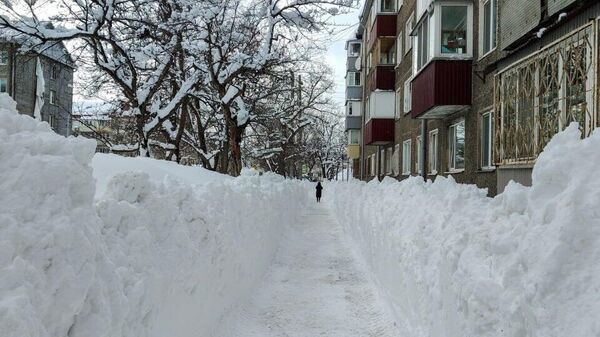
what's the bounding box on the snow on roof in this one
[0,22,76,68]
[73,100,116,120]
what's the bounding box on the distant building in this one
[345,36,364,177]
[0,35,75,136]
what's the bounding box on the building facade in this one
[0,39,75,136]
[349,0,599,196]
[345,37,364,174]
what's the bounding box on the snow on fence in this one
[0,94,307,337]
[329,123,600,337]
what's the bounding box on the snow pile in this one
[0,93,307,337]
[329,124,600,337]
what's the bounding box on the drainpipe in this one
[420,119,428,182]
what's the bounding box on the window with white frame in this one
[379,42,396,65]
[449,120,465,171]
[0,51,8,65]
[480,111,493,168]
[49,90,57,105]
[414,2,474,73]
[403,79,412,113]
[348,130,361,145]
[347,102,353,115]
[386,147,393,174]
[393,144,400,175]
[429,129,438,174]
[380,149,386,175]
[349,42,361,57]
[380,0,396,12]
[395,88,402,118]
[481,0,496,56]
[402,139,412,175]
[405,14,414,54]
[0,78,7,93]
[416,136,423,174]
[441,5,469,54]
[415,12,431,70]
[347,72,361,86]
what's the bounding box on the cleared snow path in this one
[212,203,401,337]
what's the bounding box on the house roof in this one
[0,22,76,68]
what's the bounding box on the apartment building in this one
[0,37,75,137]
[349,0,599,195]
[345,37,363,175]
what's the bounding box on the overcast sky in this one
[324,2,364,109]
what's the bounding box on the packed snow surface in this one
[213,203,401,337]
[0,94,307,337]
[329,123,600,337]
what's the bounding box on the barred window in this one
[494,24,596,164]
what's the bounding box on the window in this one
[393,144,400,175]
[380,0,395,12]
[49,90,57,105]
[403,79,412,113]
[349,42,361,57]
[441,5,468,54]
[0,78,7,93]
[405,14,414,54]
[0,51,8,65]
[395,88,402,118]
[481,0,496,56]
[414,3,473,73]
[347,72,361,86]
[371,155,377,176]
[495,24,595,164]
[347,102,353,115]
[402,139,412,175]
[48,114,58,131]
[481,112,493,168]
[379,42,396,65]
[416,136,423,174]
[386,147,393,174]
[416,13,430,69]
[348,130,360,145]
[50,65,58,80]
[449,120,465,171]
[396,34,403,64]
[429,129,438,174]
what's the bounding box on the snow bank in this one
[329,124,600,337]
[0,93,307,337]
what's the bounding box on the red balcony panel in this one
[368,65,396,92]
[411,60,472,119]
[364,118,394,145]
[368,15,397,49]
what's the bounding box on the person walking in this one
[315,182,323,203]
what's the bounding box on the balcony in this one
[411,60,472,119]
[368,15,397,50]
[345,115,362,131]
[364,118,394,145]
[368,65,395,92]
[346,145,360,160]
[346,86,362,100]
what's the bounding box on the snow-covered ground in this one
[0,94,307,337]
[213,203,400,337]
[329,124,600,337]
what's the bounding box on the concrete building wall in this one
[0,43,74,137]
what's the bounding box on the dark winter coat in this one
[315,183,323,198]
